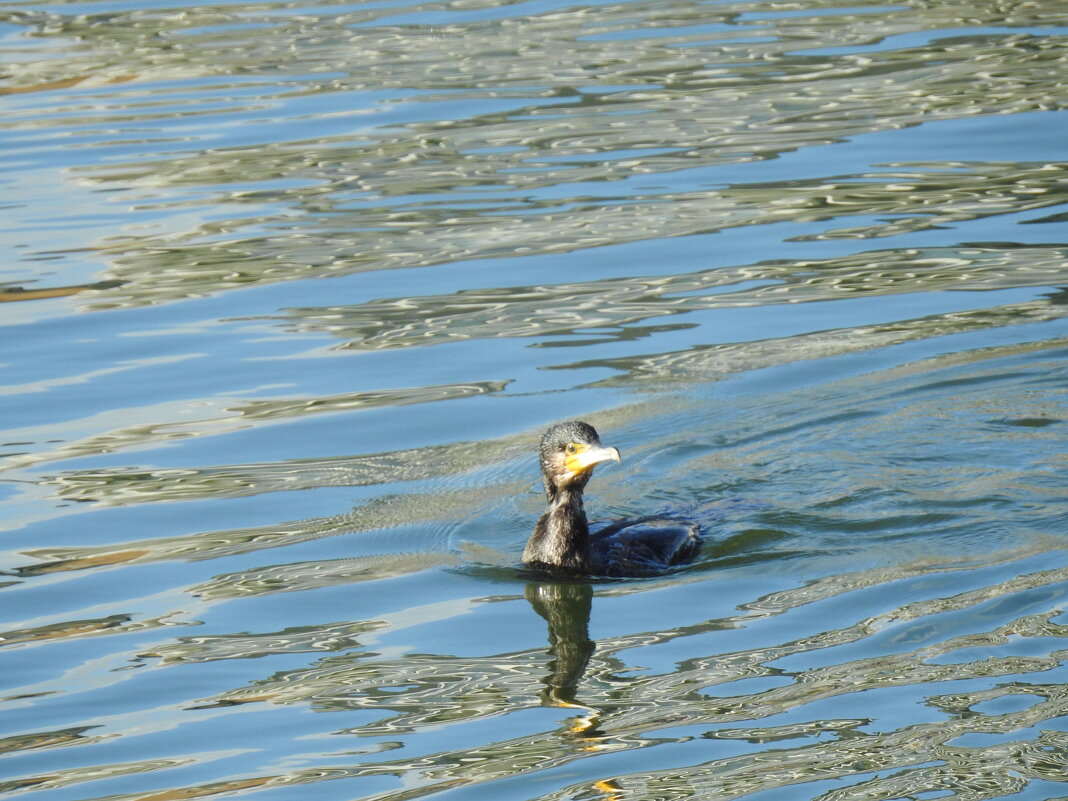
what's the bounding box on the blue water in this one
[2,0,1068,798]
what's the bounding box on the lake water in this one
[2,0,1067,799]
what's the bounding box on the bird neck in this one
[523,486,591,572]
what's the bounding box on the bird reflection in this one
[525,580,605,740]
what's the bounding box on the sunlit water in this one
[2,0,1067,798]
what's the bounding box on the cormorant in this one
[522,420,701,577]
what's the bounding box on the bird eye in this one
[565,443,577,454]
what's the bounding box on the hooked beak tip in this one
[581,445,621,469]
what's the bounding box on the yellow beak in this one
[565,445,621,475]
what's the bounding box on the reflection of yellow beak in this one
[565,445,621,476]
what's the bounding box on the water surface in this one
[2,0,1067,799]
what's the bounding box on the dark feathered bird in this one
[522,420,702,577]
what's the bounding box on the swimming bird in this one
[522,420,701,577]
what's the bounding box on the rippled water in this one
[2,0,1067,798]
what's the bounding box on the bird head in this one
[539,420,621,498]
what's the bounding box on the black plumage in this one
[522,421,701,577]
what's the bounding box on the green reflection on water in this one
[2,0,1067,800]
